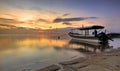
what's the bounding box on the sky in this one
[0,0,120,32]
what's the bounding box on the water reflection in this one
[0,35,118,71]
[68,39,112,53]
[109,38,120,49]
[0,35,83,71]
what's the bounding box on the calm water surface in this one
[0,34,119,71]
[0,35,85,71]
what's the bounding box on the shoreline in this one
[35,48,120,71]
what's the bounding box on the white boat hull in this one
[72,37,100,46]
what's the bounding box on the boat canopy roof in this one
[77,25,104,30]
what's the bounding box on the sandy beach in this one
[35,48,120,71]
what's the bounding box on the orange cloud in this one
[0,24,16,29]
[0,18,18,23]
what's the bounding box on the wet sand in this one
[35,48,120,71]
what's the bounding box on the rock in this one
[36,64,61,71]
[77,65,110,71]
[59,57,86,65]
[61,67,74,71]
[36,49,120,71]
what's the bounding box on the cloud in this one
[0,18,18,23]
[62,13,70,17]
[63,22,72,25]
[53,17,98,23]
[37,18,50,23]
[0,24,16,28]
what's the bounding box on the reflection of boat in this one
[68,25,104,45]
[69,39,99,48]
[69,39,110,52]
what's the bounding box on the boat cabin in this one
[70,25,104,37]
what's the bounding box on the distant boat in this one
[68,25,105,45]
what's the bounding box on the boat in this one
[68,25,105,45]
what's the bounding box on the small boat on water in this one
[68,25,110,45]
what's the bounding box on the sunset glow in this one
[0,1,120,71]
[0,0,120,32]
